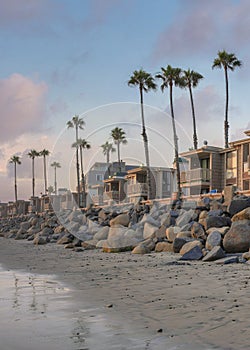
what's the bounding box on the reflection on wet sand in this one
[0,267,87,350]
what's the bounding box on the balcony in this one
[127,183,148,197]
[180,168,211,184]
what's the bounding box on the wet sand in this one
[0,237,249,349]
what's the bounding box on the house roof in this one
[180,145,223,158]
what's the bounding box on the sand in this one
[0,237,249,350]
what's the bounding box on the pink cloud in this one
[152,0,249,62]
[0,74,48,144]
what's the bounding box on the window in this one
[226,151,237,179]
[96,174,103,182]
[243,144,249,163]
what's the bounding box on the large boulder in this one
[228,198,250,216]
[143,222,159,239]
[155,241,174,253]
[202,246,225,262]
[132,238,156,254]
[176,209,194,227]
[180,240,203,255]
[106,226,139,250]
[232,207,250,222]
[191,222,206,240]
[166,226,181,242]
[110,214,130,227]
[173,237,192,253]
[179,245,203,261]
[223,220,250,253]
[93,226,109,241]
[205,230,222,250]
[203,216,231,230]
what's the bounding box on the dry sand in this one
[0,237,249,350]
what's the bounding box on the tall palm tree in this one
[156,65,183,201]
[72,138,91,207]
[67,115,85,207]
[27,149,39,198]
[180,69,203,150]
[9,155,21,204]
[111,127,127,172]
[101,141,116,163]
[50,162,61,195]
[39,149,50,194]
[212,50,242,148]
[128,69,157,199]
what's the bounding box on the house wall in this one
[210,152,224,192]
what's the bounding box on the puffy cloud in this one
[0,74,48,144]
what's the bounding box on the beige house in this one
[180,130,250,196]
[126,166,174,203]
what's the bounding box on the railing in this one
[127,183,148,196]
[105,190,121,200]
[180,168,211,183]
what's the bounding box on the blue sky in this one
[0,0,250,202]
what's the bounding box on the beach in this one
[0,238,249,349]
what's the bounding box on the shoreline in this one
[0,238,249,349]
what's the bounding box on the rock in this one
[208,209,223,217]
[143,222,159,240]
[173,237,192,253]
[166,226,181,242]
[180,240,203,255]
[206,226,230,236]
[20,221,31,231]
[223,221,250,253]
[54,225,65,234]
[64,243,75,249]
[132,238,156,254]
[179,245,203,261]
[57,235,73,245]
[155,242,174,252]
[228,198,250,216]
[205,231,222,250]
[203,216,231,230]
[202,246,225,262]
[81,239,98,249]
[176,209,194,227]
[110,214,130,227]
[191,222,206,240]
[154,225,167,239]
[232,207,250,222]
[88,220,100,234]
[199,210,208,219]
[176,231,192,238]
[107,226,139,250]
[33,236,47,245]
[93,226,109,241]
[215,256,239,264]
[242,250,250,260]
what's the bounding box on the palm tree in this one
[27,149,39,198]
[128,69,157,199]
[50,162,61,195]
[111,127,127,172]
[39,149,50,195]
[67,115,85,207]
[101,141,116,163]
[180,69,203,150]
[212,50,242,148]
[156,65,183,201]
[9,155,21,204]
[72,138,91,207]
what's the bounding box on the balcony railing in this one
[127,183,148,196]
[180,168,211,184]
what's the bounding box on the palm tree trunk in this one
[14,163,17,203]
[43,155,47,194]
[54,167,57,195]
[169,83,181,201]
[117,142,121,172]
[107,151,110,164]
[32,158,35,198]
[224,67,229,148]
[140,86,152,200]
[189,85,198,150]
[79,146,86,208]
[75,126,81,207]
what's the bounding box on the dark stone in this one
[179,245,203,261]
[228,198,250,216]
[173,237,189,253]
[202,246,225,262]
[204,216,231,230]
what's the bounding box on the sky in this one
[1,0,250,202]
